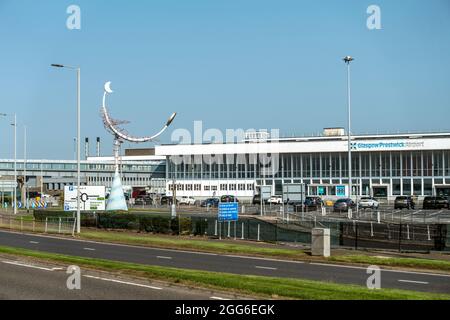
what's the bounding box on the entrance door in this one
[372,186,388,198]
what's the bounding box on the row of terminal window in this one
[168,183,255,192]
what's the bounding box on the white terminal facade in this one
[155,130,450,201]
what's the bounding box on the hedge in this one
[33,210,193,235]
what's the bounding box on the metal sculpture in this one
[101,81,176,211]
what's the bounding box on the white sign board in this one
[64,186,106,211]
[261,186,272,200]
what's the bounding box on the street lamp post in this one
[51,64,81,234]
[343,56,354,202]
[1,113,17,214]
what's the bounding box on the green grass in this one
[77,230,450,273]
[0,245,448,300]
[329,255,450,272]
[79,230,306,259]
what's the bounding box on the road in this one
[0,257,241,300]
[0,230,449,294]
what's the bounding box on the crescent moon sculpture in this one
[100,81,177,211]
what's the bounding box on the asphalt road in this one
[0,257,240,300]
[0,230,449,294]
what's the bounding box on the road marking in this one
[210,296,230,300]
[255,266,278,271]
[83,275,162,290]
[157,256,172,260]
[398,280,429,285]
[29,241,39,244]
[2,260,63,272]
[224,254,304,264]
[83,247,96,251]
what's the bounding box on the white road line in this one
[0,230,219,257]
[83,275,162,290]
[156,256,172,260]
[310,262,450,278]
[2,260,63,271]
[255,266,278,271]
[398,279,429,285]
[224,254,305,264]
[210,296,230,300]
[83,247,96,251]
[29,241,39,244]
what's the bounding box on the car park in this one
[333,198,356,212]
[358,197,379,209]
[201,198,220,207]
[394,196,415,210]
[423,196,450,210]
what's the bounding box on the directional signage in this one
[64,186,106,211]
[218,202,239,222]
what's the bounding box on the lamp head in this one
[343,56,354,64]
[166,113,177,127]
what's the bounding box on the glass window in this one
[424,179,432,196]
[403,179,411,195]
[413,179,422,196]
[371,153,380,177]
[392,179,401,195]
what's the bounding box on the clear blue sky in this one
[0,0,449,159]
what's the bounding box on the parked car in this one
[178,196,196,206]
[358,197,379,209]
[221,195,239,203]
[267,196,282,205]
[423,196,450,210]
[333,198,356,212]
[160,195,175,205]
[201,198,220,207]
[252,194,261,205]
[135,195,153,206]
[394,196,415,210]
[304,197,324,211]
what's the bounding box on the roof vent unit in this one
[323,128,346,137]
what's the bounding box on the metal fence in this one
[0,214,76,236]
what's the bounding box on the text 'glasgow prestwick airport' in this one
[354,141,425,149]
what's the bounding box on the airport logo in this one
[351,141,425,151]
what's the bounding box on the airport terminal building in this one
[156,130,450,201]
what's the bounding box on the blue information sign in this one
[218,202,239,222]
[336,185,346,197]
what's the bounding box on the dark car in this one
[394,196,415,210]
[304,197,324,212]
[252,194,261,205]
[423,196,450,210]
[135,195,153,205]
[160,195,175,205]
[333,198,356,212]
[220,195,239,203]
[201,198,220,208]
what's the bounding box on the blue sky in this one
[0,0,449,159]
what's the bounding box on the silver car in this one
[358,197,379,209]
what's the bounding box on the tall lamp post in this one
[343,56,354,201]
[51,64,81,234]
[1,113,17,214]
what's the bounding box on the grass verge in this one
[79,230,307,259]
[77,230,450,273]
[0,245,448,300]
[329,255,450,272]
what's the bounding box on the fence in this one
[0,214,76,236]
